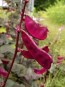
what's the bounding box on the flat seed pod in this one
[21,46,49,59]
[34,68,47,74]
[42,45,49,53]
[25,16,48,40]
[21,30,53,69]
[21,50,34,59]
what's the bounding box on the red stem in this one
[19,1,27,28]
[2,1,28,87]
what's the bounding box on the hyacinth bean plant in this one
[0,0,53,87]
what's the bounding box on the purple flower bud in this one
[1,59,9,65]
[57,56,64,60]
[57,56,64,64]
[25,16,48,40]
[40,84,44,87]
[0,67,8,78]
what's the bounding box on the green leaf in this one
[0,27,6,33]
[0,44,15,53]
[5,79,15,87]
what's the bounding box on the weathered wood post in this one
[28,0,34,12]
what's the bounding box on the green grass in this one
[33,11,65,87]
[45,69,65,87]
[35,11,65,57]
[45,0,65,25]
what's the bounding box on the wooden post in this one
[28,0,34,12]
